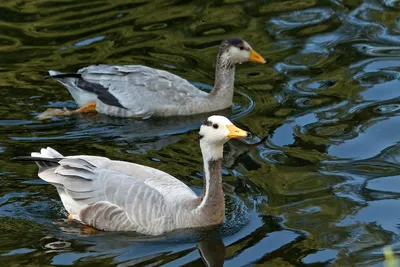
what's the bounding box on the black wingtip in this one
[12,156,62,163]
[45,73,82,80]
[11,156,32,161]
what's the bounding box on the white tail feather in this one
[48,70,62,76]
[31,147,64,158]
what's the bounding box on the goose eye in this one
[213,124,219,129]
[239,46,244,50]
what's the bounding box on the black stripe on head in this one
[223,38,243,47]
[203,120,213,127]
[219,38,246,58]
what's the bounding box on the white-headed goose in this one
[14,115,249,235]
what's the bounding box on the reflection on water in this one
[1,0,400,266]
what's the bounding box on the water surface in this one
[1,0,400,266]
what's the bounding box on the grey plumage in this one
[47,38,265,118]
[49,65,213,118]
[79,201,135,231]
[17,147,214,235]
[28,150,199,235]
[14,116,248,235]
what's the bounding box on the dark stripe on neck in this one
[200,158,222,202]
[208,158,222,181]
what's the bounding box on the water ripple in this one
[267,8,335,36]
[354,43,400,56]
[1,0,400,266]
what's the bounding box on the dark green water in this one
[1,0,400,266]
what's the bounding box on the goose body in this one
[15,116,249,235]
[48,65,215,118]
[44,38,265,118]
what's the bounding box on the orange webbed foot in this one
[79,224,99,234]
[37,101,97,120]
[71,101,97,114]
[37,107,72,120]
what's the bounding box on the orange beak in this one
[226,125,249,139]
[248,49,266,64]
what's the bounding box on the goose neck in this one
[210,54,236,99]
[196,142,225,223]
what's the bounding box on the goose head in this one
[199,116,249,160]
[196,116,248,219]
[218,38,266,66]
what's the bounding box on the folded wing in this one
[38,156,170,234]
[77,65,207,116]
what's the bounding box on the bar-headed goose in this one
[14,115,249,235]
[40,38,265,119]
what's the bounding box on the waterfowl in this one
[14,115,249,235]
[40,38,266,119]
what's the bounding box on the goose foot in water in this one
[78,224,99,234]
[67,214,99,234]
[72,101,97,113]
[37,101,97,120]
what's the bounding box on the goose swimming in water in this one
[14,115,249,235]
[40,38,266,119]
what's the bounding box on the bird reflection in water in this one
[48,220,227,267]
[198,238,226,267]
[223,134,269,169]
